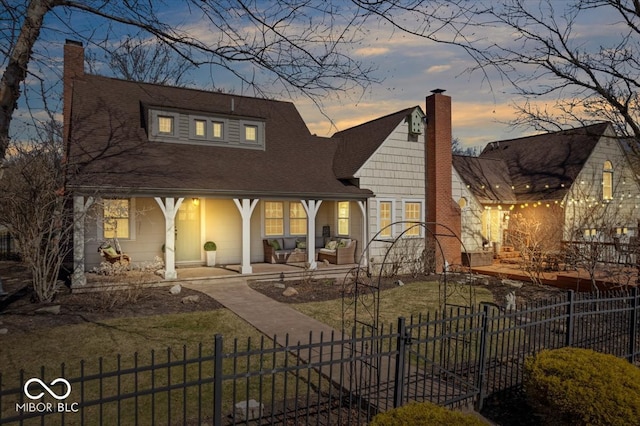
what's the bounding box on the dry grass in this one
[292,280,494,331]
[0,310,310,425]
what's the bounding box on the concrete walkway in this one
[182,276,492,422]
[182,277,345,349]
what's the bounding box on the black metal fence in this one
[1,289,639,425]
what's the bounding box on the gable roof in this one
[475,122,612,202]
[452,155,515,203]
[331,107,419,179]
[66,74,372,199]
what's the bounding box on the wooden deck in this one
[470,259,639,292]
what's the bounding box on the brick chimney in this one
[425,90,461,271]
[63,40,84,143]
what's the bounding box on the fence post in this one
[213,334,223,426]
[393,317,407,408]
[628,287,638,363]
[565,291,575,347]
[475,304,490,412]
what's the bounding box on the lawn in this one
[0,280,495,425]
[292,280,494,331]
[0,310,297,425]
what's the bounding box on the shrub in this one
[524,347,640,426]
[203,241,217,251]
[369,402,485,426]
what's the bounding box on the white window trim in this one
[150,110,179,140]
[211,119,226,141]
[240,120,265,145]
[377,199,396,238]
[337,201,350,236]
[402,199,424,237]
[263,200,285,237]
[288,201,308,236]
[97,198,136,241]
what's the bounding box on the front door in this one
[176,201,201,262]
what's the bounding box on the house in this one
[64,41,461,287]
[452,123,640,263]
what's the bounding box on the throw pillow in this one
[102,245,118,257]
[326,240,338,250]
[269,239,281,250]
[296,240,307,249]
[339,238,351,248]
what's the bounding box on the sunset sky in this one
[11,2,624,151]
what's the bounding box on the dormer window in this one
[194,119,206,137]
[244,124,258,142]
[158,116,174,135]
[212,121,224,139]
[149,108,264,150]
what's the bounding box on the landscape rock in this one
[282,287,299,297]
[235,399,263,421]
[395,280,404,286]
[181,295,200,304]
[273,283,286,289]
[501,279,523,288]
[35,305,61,315]
[169,284,182,295]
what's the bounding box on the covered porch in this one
[79,260,358,292]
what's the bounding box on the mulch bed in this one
[1,260,564,333]
[0,261,222,333]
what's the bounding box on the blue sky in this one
[9,1,626,151]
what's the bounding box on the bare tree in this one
[1,0,378,164]
[354,0,640,146]
[106,35,195,86]
[0,125,72,302]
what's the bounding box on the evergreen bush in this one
[525,347,640,426]
[369,401,485,426]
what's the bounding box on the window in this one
[338,201,350,235]
[403,201,422,236]
[244,124,258,142]
[158,116,174,135]
[289,202,307,235]
[265,202,284,236]
[212,121,224,139]
[194,119,206,137]
[103,199,130,239]
[603,161,613,200]
[379,201,393,238]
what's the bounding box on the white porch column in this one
[155,197,184,280]
[357,200,368,266]
[71,195,94,287]
[301,200,322,269]
[233,198,259,274]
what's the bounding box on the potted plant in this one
[204,241,217,266]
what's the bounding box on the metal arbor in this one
[340,221,476,405]
[341,220,475,334]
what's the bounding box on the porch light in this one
[192,198,200,206]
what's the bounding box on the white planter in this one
[206,251,217,267]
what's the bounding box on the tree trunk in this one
[0,0,56,161]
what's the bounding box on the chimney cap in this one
[431,88,446,94]
[65,39,83,47]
